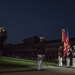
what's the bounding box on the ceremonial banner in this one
[62,29,70,58]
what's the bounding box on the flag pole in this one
[67,28,74,56]
[67,28,69,38]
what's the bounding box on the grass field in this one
[0,56,58,67]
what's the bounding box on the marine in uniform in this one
[36,37,45,70]
[72,46,75,68]
[66,47,71,67]
[58,46,62,67]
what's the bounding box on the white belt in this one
[38,55,42,57]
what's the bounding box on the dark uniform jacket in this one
[58,52,62,57]
[73,51,75,58]
[66,50,71,58]
[36,41,45,55]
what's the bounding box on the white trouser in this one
[66,58,70,67]
[58,56,62,66]
[37,54,43,70]
[72,58,75,68]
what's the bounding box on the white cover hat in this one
[39,37,44,40]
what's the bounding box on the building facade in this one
[3,36,75,62]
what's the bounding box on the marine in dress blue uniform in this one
[72,46,75,68]
[58,46,62,67]
[66,47,71,68]
[36,37,45,70]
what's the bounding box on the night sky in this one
[0,0,75,44]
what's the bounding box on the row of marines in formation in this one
[58,46,75,68]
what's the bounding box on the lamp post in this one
[0,27,7,56]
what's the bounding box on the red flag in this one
[62,29,70,58]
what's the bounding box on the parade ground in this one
[0,56,75,75]
[0,66,75,75]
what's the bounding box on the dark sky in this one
[0,0,75,44]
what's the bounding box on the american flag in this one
[62,29,70,58]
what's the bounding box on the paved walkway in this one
[0,66,75,75]
[43,66,75,73]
